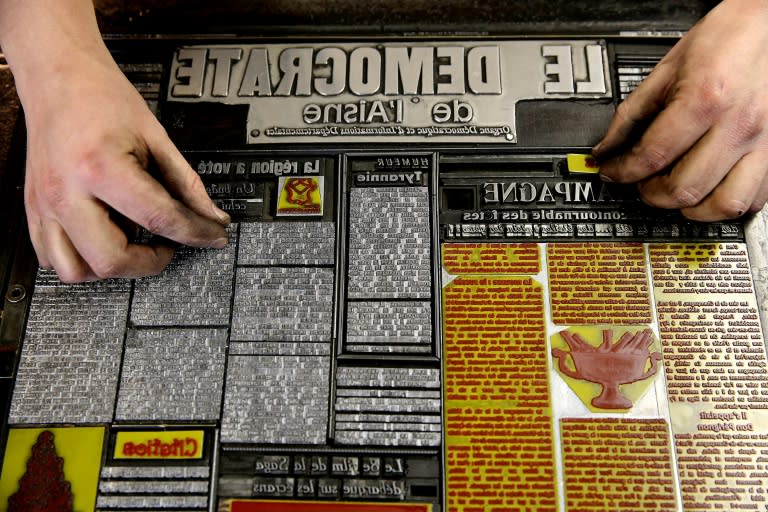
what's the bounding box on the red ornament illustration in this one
[8,430,74,512]
[284,178,318,206]
[552,329,661,409]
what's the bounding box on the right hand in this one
[593,0,768,221]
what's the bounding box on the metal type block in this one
[336,389,441,399]
[335,413,442,424]
[9,270,129,424]
[346,301,432,354]
[342,478,405,499]
[347,187,432,299]
[230,267,334,341]
[98,479,209,494]
[95,495,208,509]
[296,478,318,497]
[291,456,310,475]
[221,355,330,444]
[238,221,336,265]
[115,328,227,421]
[253,477,295,497]
[165,41,615,144]
[335,397,441,414]
[335,366,441,388]
[254,454,291,474]
[31,268,131,294]
[383,458,408,476]
[336,421,442,432]
[407,390,442,399]
[219,453,256,473]
[361,457,382,476]
[310,456,330,475]
[217,476,255,497]
[331,456,360,476]
[335,430,442,447]
[131,239,236,326]
[101,465,210,479]
[317,478,341,498]
[228,341,331,356]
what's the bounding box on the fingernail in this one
[599,173,614,183]
[210,237,228,249]
[592,141,604,155]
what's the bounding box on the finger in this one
[145,123,230,225]
[59,199,176,279]
[41,218,96,282]
[593,54,678,158]
[26,212,51,270]
[680,150,768,221]
[599,92,716,184]
[634,112,750,210]
[749,167,768,214]
[89,159,229,249]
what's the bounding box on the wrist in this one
[0,0,113,108]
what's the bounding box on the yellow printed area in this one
[0,426,104,512]
[650,242,768,509]
[547,243,652,325]
[561,419,677,511]
[276,176,324,216]
[673,242,719,270]
[566,154,600,174]
[443,275,556,511]
[114,430,204,459]
[551,325,660,412]
[442,243,540,275]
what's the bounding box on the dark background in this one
[92,1,718,35]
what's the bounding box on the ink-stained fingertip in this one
[210,236,229,249]
[212,203,231,225]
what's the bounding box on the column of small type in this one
[547,242,652,325]
[560,419,677,511]
[650,243,768,511]
[547,242,681,511]
[442,243,556,512]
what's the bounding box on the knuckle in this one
[74,147,110,188]
[731,105,767,146]
[185,171,208,198]
[678,76,729,122]
[640,180,704,209]
[36,171,68,213]
[614,100,634,125]
[144,204,181,235]
[90,255,128,280]
[666,184,705,209]
[56,265,92,284]
[631,143,673,176]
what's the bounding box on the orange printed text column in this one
[442,243,556,512]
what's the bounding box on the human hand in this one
[20,51,230,282]
[593,0,768,221]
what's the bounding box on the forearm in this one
[0,0,113,109]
